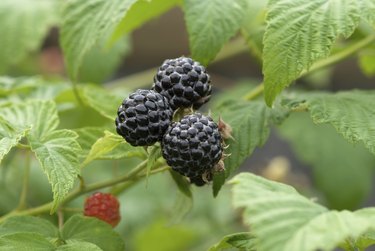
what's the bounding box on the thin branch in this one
[243,34,375,101]
[16,151,31,210]
[0,159,150,223]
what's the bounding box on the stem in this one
[213,37,249,63]
[61,207,83,213]
[243,34,375,101]
[0,159,149,223]
[57,209,64,230]
[242,82,264,101]
[71,81,84,106]
[16,151,31,210]
[62,159,149,205]
[16,143,30,150]
[302,34,375,76]
[107,37,248,90]
[111,165,170,195]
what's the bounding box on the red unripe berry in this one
[84,192,121,227]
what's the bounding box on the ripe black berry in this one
[152,57,212,110]
[189,175,211,186]
[161,113,223,179]
[115,89,173,146]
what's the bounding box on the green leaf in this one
[360,0,375,25]
[355,230,375,250]
[231,173,375,251]
[60,0,137,80]
[0,100,81,211]
[262,0,375,105]
[134,218,197,251]
[0,0,57,73]
[169,170,193,224]
[0,216,58,239]
[212,100,289,195]
[146,145,161,178]
[0,100,58,138]
[81,130,123,167]
[28,83,71,101]
[278,113,375,209]
[57,241,102,251]
[61,215,125,251]
[74,127,107,159]
[169,170,192,198]
[209,232,257,251]
[80,85,125,120]
[79,36,131,83]
[111,0,181,42]
[0,76,42,96]
[212,171,226,197]
[183,0,248,65]
[0,121,29,164]
[358,45,375,77]
[30,129,81,212]
[81,130,143,167]
[0,233,55,251]
[169,190,193,225]
[75,127,145,161]
[240,0,267,60]
[300,90,375,155]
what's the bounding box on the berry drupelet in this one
[84,192,121,227]
[161,113,223,183]
[152,57,212,110]
[115,89,173,146]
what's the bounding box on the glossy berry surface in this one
[115,89,173,146]
[84,192,121,227]
[152,57,211,110]
[162,113,222,179]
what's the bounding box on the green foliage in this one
[0,233,55,251]
[0,76,42,96]
[0,100,80,211]
[0,120,29,164]
[0,216,58,238]
[231,173,375,251]
[263,0,375,105]
[56,242,102,251]
[146,145,162,178]
[169,170,193,224]
[0,0,375,250]
[78,36,131,83]
[81,130,142,168]
[212,99,289,195]
[0,215,124,251]
[111,0,181,42]
[183,0,247,65]
[359,45,375,77]
[241,0,267,60]
[61,215,125,251]
[80,85,126,121]
[134,218,197,251]
[278,113,375,209]
[209,232,256,251]
[60,0,137,80]
[0,0,58,73]
[292,90,375,155]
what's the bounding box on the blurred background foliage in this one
[0,0,375,250]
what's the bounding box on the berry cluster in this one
[115,57,225,185]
